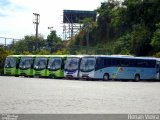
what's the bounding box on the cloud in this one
[0,0,10,17]
[0,0,10,6]
[0,0,101,39]
[0,13,7,17]
[0,0,30,18]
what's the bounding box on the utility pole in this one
[5,38,6,49]
[33,13,40,51]
[12,39,15,49]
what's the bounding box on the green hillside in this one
[68,0,160,57]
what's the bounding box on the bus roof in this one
[156,58,160,61]
[35,55,50,58]
[6,55,22,58]
[110,54,134,57]
[20,55,36,57]
[66,55,85,58]
[48,55,67,58]
[82,55,157,60]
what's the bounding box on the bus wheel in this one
[134,74,140,82]
[52,75,55,79]
[103,73,109,81]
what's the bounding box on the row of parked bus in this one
[4,54,160,81]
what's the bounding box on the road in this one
[0,76,160,113]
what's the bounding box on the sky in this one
[0,0,104,43]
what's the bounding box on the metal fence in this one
[0,37,21,49]
[66,45,112,55]
[0,37,111,55]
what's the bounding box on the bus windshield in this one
[19,57,32,69]
[34,57,47,70]
[48,58,62,71]
[80,57,96,72]
[4,57,17,68]
[65,57,79,71]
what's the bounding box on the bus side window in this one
[112,58,121,66]
[95,58,104,70]
[136,60,145,67]
[104,58,108,67]
[156,64,159,72]
[31,59,34,68]
[121,59,130,67]
[61,59,65,69]
[104,58,111,67]
[129,59,136,67]
[16,62,19,69]
[44,60,48,69]
[16,59,19,69]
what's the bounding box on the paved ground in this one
[0,76,160,114]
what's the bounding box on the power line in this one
[0,37,21,49]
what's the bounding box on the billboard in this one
[63,10,96,23]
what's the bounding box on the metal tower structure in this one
[63,10,96,40]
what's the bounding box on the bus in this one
[33,55,49,77]
[79,55,159,81]
[64,55,83,79]
[4,55,21,76]
[18,55,36,77]
[156,58,160,80]
[46,55,67,78]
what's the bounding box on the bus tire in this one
[30,75,34,78]
[52,75,56,79]
[103,73,110,81]
[134,74,140,82]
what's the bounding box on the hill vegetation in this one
[69,0,160,56]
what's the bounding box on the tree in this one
[47,31,64,53]
[123,0,160,33]
[0,45,14,75]
[82,18,97,53]
[12,34,46,54]
[96,0,121,41]
[131,24,152,56]
[113,34,132,54]
[151,23,160,52]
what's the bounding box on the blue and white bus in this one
[64,55,83,79]
[156,58,160,80]
[79,55,160,81]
